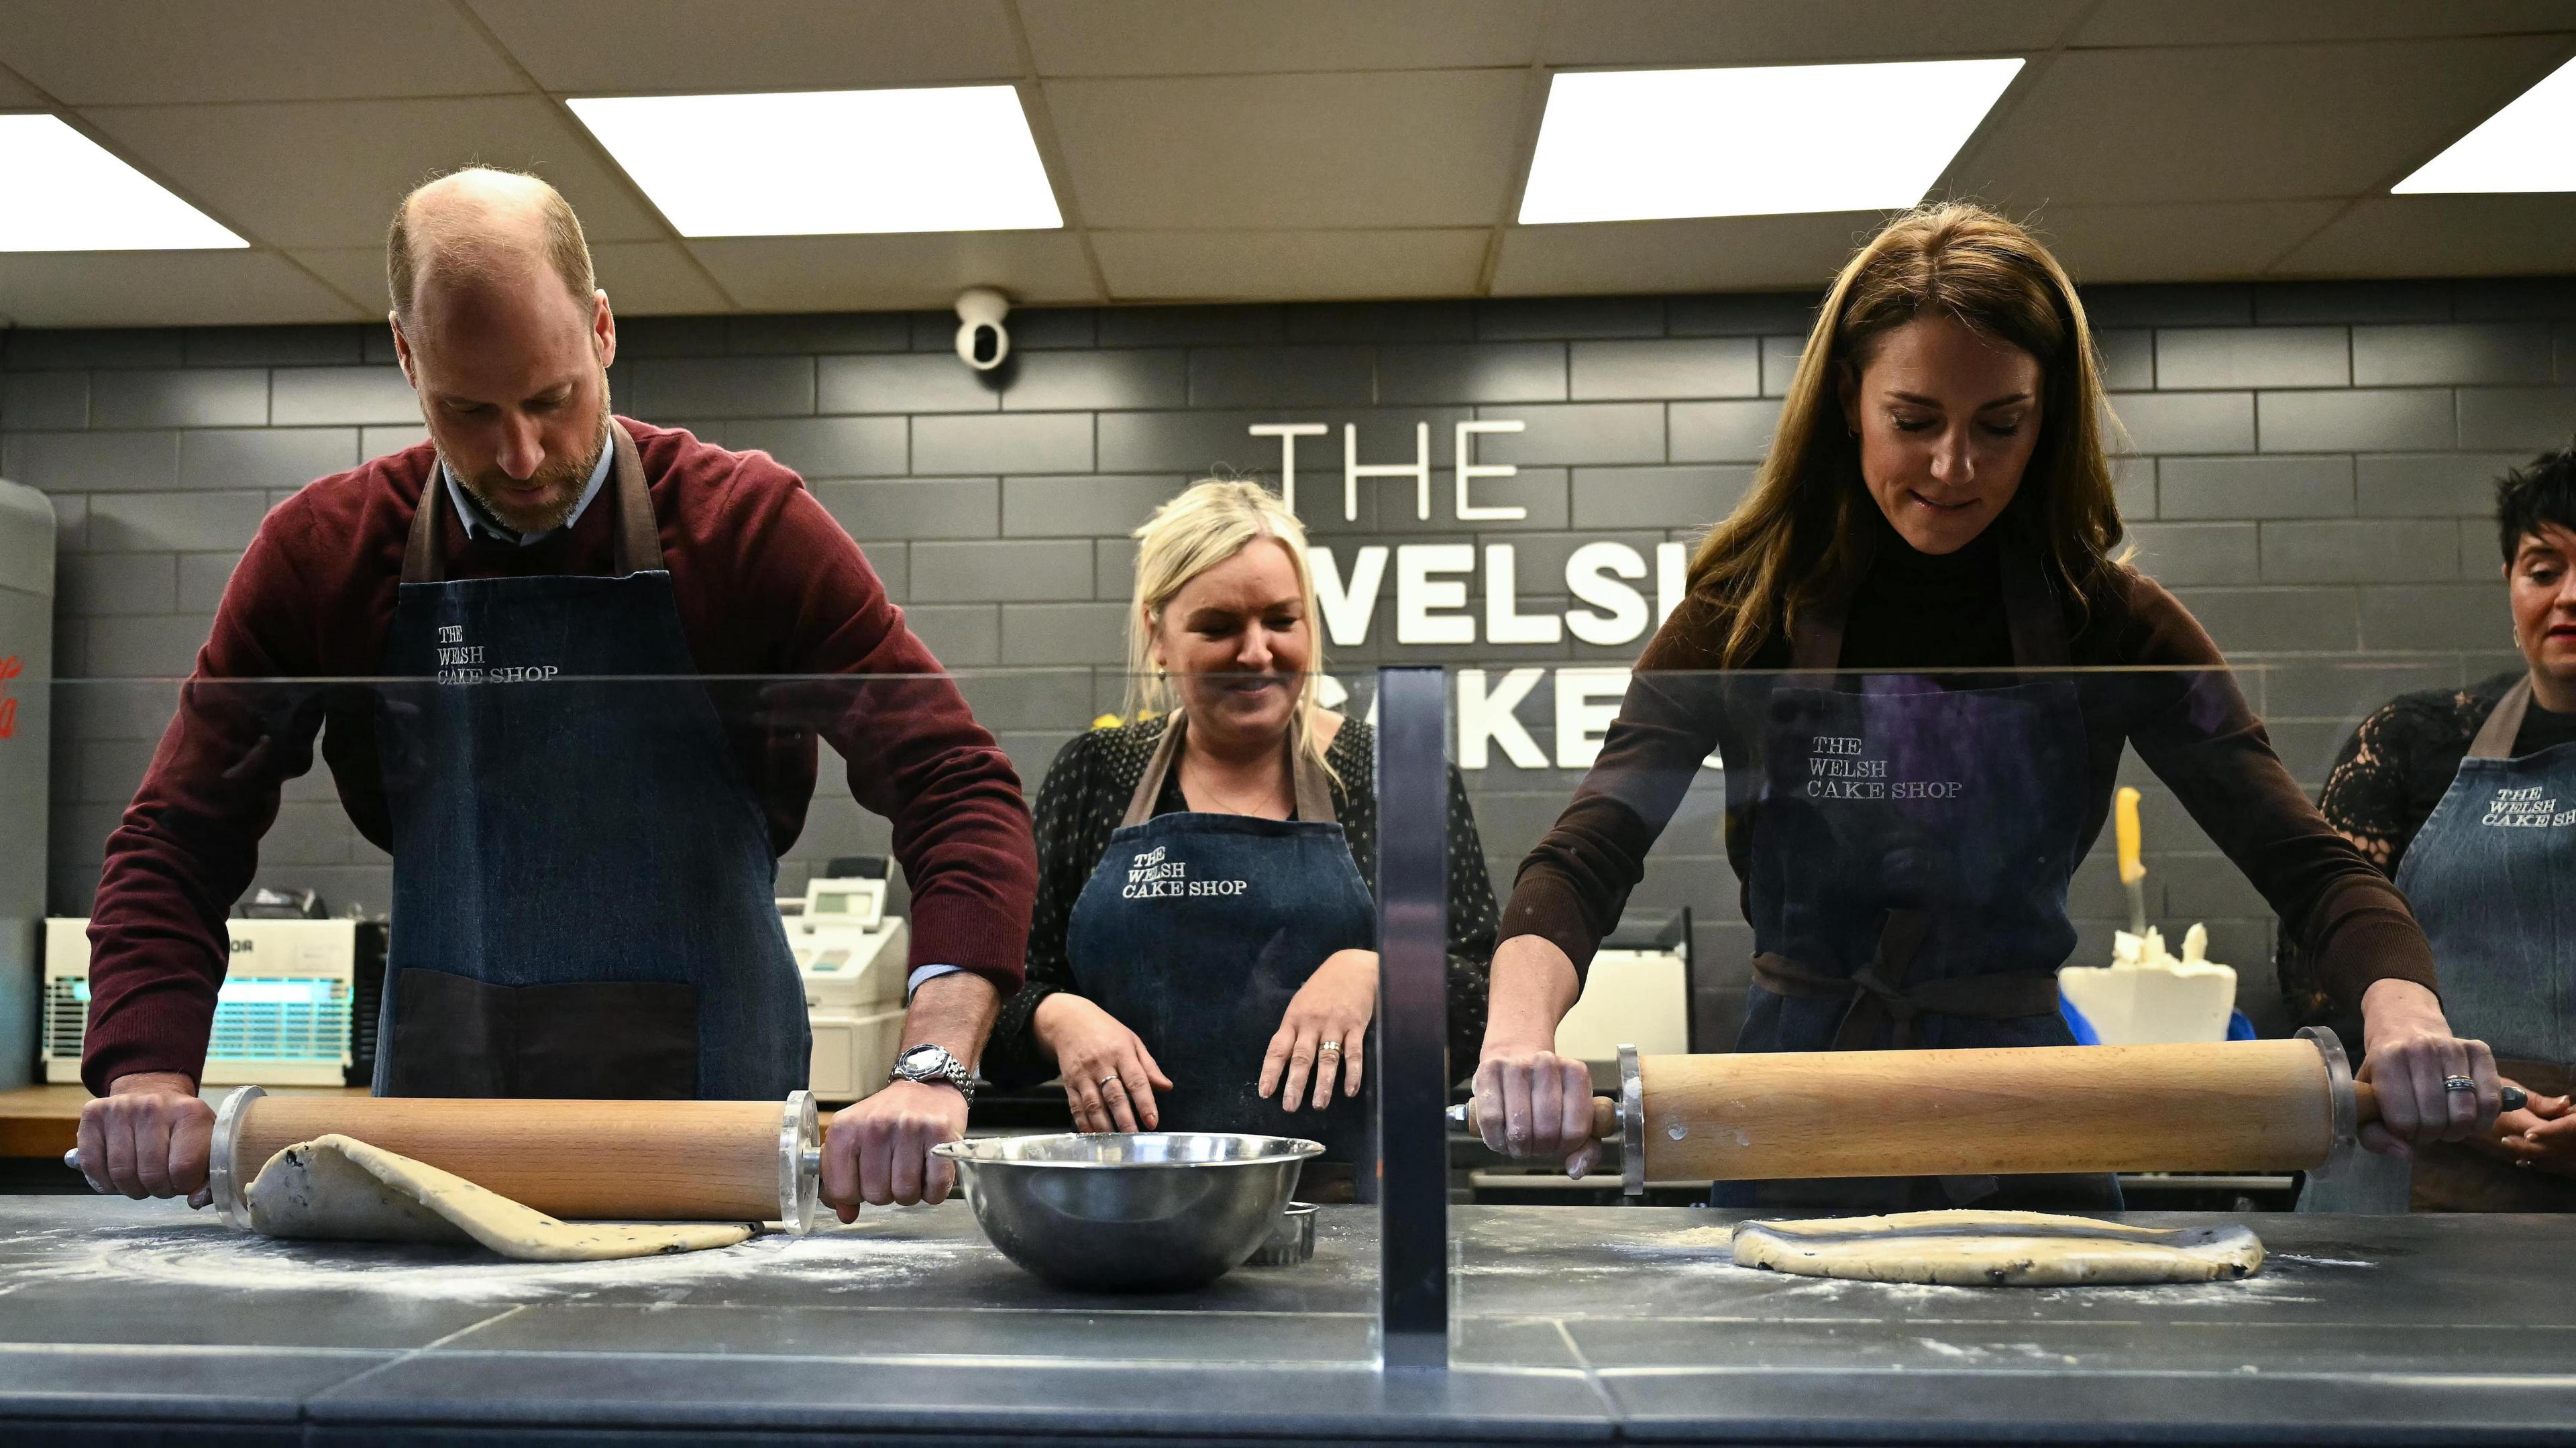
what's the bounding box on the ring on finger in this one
[2444,1074,2477,1093]
[1099,1076,1124,1093]
[1318,1040,1342,1056]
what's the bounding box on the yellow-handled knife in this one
[2114,785,2147,937]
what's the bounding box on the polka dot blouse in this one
[981,715,1498,1092]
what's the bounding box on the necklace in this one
[1179,750,1291,818]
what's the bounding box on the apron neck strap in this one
[1788,533,2070,673]
[401,420,660,585]
[1122,712,1339,828]
[2470,677,2535,761]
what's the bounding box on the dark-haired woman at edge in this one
[1472,203,2500,1212]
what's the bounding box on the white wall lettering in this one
[1395,544,1476,645]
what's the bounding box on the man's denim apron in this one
[1065,714,1377,1164]
[370,421,808,1100]
[1718,539,2116,1211]
[2392,677,2576,1211]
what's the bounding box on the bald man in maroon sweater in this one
[76,168,1034,1222]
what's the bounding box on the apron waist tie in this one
[1751,910,2061,1050]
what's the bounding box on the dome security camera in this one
[954,288,1010,372]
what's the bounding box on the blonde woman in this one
[982,480,1494,1168]
[1474,203,2498,1210]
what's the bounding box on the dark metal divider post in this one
[1373,666,1448,1370]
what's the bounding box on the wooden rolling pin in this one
[1454,1038,2519,1184]
[66,1089,824,1230]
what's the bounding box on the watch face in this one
[898,1045,945,1073]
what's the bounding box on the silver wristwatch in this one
[889,1043,975,1101]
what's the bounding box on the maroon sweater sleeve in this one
[695,445,1036,990]
[82,503,331,1093]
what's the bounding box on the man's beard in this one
[458,407,610,537]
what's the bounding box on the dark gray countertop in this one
[1,1196,2571,1446]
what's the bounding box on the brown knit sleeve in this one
[1500,592,1737,981]
[2104,571,2439,1010]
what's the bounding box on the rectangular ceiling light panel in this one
[569,86,1063,236]
[0,115,246,251]
[2395,56,2576,194]
[1519,60,2025,225]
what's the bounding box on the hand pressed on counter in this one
[820,971,996,1221]
[78,1072,215,1208]
[1034,992,1170,1132]
[1259,948,1377,1112]
[2357,978,2502,1154]
[1473,934,1603,1178]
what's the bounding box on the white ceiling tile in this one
[80,97,667,249]
[466,0,1022,93]
[0,249,368,326]
[2028,200,2349,283]
[592,241,735,314]
[289,239,731,317]
[1540,0,2084,66]
[1093,229,1487,300]
[1949,36,2576,208]
[1491,213,1883,294]
[2076,0,2576,47]
[1045,70,1529,228]
[2273,194,2576,278]
[0,1,519,104]
[686,232,1099,311]
[1020,0,1542,76]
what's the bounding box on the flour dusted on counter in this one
[0,1217,978,1302]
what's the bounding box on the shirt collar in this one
[441,440,614,548]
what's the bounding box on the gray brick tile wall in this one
[1001,349,1188,412]
[2154,455,2356,520]
[2353,323,2555,387]
[90,368,270,429]
[911,412,1093,476]
[1570,339,1758,401]
[1188,345,1375,408]
[270,366,419,426]
[180,429,359,492]
[2106,391,2255,453]
[2458,386,2576,451]
[1002,474,1188,538]
[814,478,1000,541]
[2155,327,2349,390]
[11,281,2574,1017]
[818,353,1002,414]
[1379,342,1564,404]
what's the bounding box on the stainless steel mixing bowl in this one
[932,1133,1322,1291]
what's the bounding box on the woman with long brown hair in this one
[1472,203,2499,1212]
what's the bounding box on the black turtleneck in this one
[1501,511,2443,1017]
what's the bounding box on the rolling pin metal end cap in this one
[209,1084,268,1230]
[1248,1202,1317,1266]
[1618,1044,1645,1200]
[2298,1026,2360,1181]
[778,1090,820,1235]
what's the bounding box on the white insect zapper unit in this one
[44,917,358,1086]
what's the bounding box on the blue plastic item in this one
[2059,996,2102,1046]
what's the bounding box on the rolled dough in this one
[1729,1209,2262,1287]
[244,1134,754,1262]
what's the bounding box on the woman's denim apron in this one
[1717,541,2117,1212]
[1065,714,1377,1163]
[2392,677,2576,1211]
